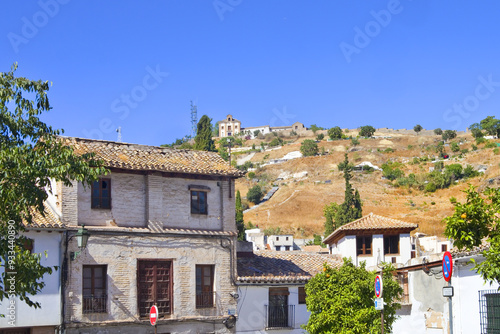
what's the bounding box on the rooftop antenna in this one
[190,101,198,138]
[116,127,122,142]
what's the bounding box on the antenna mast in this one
[116,126,122,142]
[190,101,198,138]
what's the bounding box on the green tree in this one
[304,258,402,334]
[381,161,404,181]
[444,186,500,285]
[442,129,457,141]
[316,133,324,141]
[324,154,362,236]
[247,185,263,204]
[414,124,423,135]
[212,121,220,137]
[328,126,343,140]
[480,116,500,136]
[194,115,216,151]
[0,64,108,307]
[235,190,245,240]
[300,139,319,157]
[253,129,261,138]
[469,122,484,138]
[434,128,443,135]
[310,124,323,134]
[351,137,360,146]
[450,142,460,152]
[359,125,376,137]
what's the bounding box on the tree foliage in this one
[235,190,245,240]
[300,139,319,157]
[304,258,402,334]
[0,64,108,307]
[247,185,263,204]
[193,115,216,151]
[359,125,375,138]
[434,128,443,135]
[328,126,343,140]
[413,124,423,134]
[444,186,500,285]
[324,154,362,236]
[480,116,500,136]
[310,124,324,134]
[442,129,457,141]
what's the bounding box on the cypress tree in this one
[235,190,245,240]
[194,115,216,151]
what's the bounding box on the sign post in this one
[150,305,159,334]
[375,274,384,334]
[442,251,453,334]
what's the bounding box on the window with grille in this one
[191,191,207,214]
[196,265,214,308]
[83,265,107,313]
[384,235,400,255]
[138,260,173,317]
[91,178,111,209]
[357,236,372,255]
[479,290,500,333]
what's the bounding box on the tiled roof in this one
[24,203,64,229]
[237,251,341,283]
[85,224,237,237]
[59,136,244,177]
[323,212,418,244]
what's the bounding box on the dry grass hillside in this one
[234,130,500,238]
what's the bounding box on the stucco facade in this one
[219,115,242,138]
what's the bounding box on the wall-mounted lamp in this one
[70,225,90,260]
[230,292,239,299]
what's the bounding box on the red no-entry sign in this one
[442,251,453,282]
[150,305,158,326]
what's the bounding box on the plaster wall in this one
[236,285,308,333]
[0,231,62,328]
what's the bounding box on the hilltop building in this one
[218,114,306,139]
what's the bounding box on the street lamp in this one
[227,137,232,165]
[70,225,90,260]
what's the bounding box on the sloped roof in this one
[59,136,244,177]
[323,212,418,244]
[24,203,64,229]
[237,251,341,283]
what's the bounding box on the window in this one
[356,236,372,255]
[268,288,294,328]
[23,238,34,253]
[83,265,107,313]
[397,272,409,304]
[275,246,280,251]
[384,235,400,254]
[441,244,448,252]
[479,290,500,333]
[91,178,111,209]
[298,287,306,304]
[138,260,173,317]
[191,191,208,214]
[196,265,214,308]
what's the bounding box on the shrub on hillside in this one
[382,161,404,181]
[247,185,263,204]
[328,126,343,140]
[300,139,319,157]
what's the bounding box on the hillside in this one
[233,129,500,238]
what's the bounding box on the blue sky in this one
[2,1,500,146]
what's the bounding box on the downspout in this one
[60,230,69,334]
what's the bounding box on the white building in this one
[323,213,418,268]
[219,115,242,137]
[268,235,294,251]
[236,251,341,333]
[0,206,64,334]
[56,137,243,334]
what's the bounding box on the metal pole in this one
[449,280,453,334]
[381,309,384,334]
[155,324,157,334]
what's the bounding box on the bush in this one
[461,148,469,154]
[445,164,463,179]
[382,161,404,181]
[351,138,360,146]
[247,185,263,204]
[425,182,437,192]
[450,142,460,152]
[328,126,343,140]
[494,148,500,155]
[485,141,497,149]
[359,125,376,137]
[316,133,325,141]
[269,137,283,147]
[247,171,256,179]
[434,161,444,171]
[442,130,457,141]
[463,165,479,178]
[300,139,319,157]
[434,128,443,135]
[476,137,486,145]
[472,144,478,151]
[384,148,394,153]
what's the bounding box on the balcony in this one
[196,291,215,309]
[265,305,295,329]
[83,294,107,314]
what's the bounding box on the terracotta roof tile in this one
[24,203,64,229]
[324,212,418,244]
[59,136,244,177]
[237,251,342,283]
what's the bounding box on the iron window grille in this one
[82,265,107,313]
[479,289,500,333]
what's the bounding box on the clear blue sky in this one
[2,1,500,146]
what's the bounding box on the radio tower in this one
[190,101,198,138]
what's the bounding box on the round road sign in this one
[150,305,158,326]
[375,275,383,298]
[442,251,453,282]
